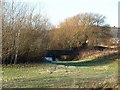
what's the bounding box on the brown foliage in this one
[2,0,50,64]
[48,13,112,51]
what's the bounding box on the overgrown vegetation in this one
[2,0,114,64]
[2,0,51,64]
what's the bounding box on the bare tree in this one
[2,0,51,64]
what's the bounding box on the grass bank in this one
[2,53,119,88]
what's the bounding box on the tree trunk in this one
[14,29,20,64]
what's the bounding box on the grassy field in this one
[2,52,119,88]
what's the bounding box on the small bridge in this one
[45,50,77,60]
[44,45,112,61]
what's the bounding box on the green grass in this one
[2,53,119,88]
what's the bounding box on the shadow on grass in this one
[51,53,119,67]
